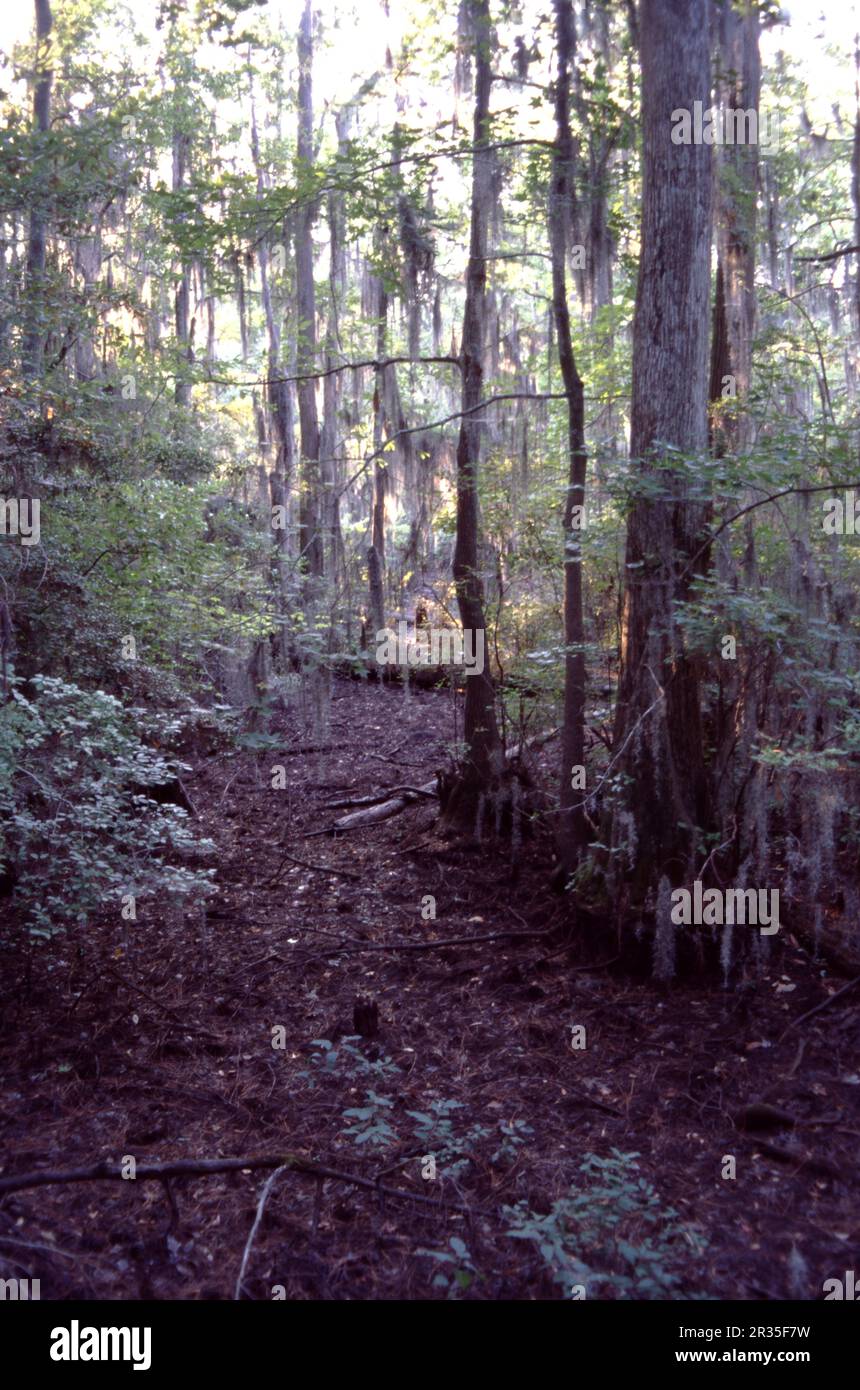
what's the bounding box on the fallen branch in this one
[300,925,551,956]
[328,727,560,833]
[331,780,437,831]
[234,1165,289,1300]
[103,965,228,1044]
[281,743,353,758]
[324,786,439,810]
[749,1139,843,1180]
[779,974,860,1040]
[0,1154,480,1213]
[261,851,361,886]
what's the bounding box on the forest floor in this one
[1,677,859,1301]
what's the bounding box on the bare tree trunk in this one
[710,0,760,458]
[371,280,388,592]
[296,0,324,584]
[853,42,860,447]
[709,0,761,824]
[73,222,101,382]
[250,82,295,670]
[444,0,504,827]
[172,121,193,407]
[610,0,713,894]
[21,0,53,380]
[367,544,385,638]
[322,120,348,586]
[551,0,588,876]
[0,218,8,362]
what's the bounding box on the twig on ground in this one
[234,1165,289,1300]
[780,975,860,1041]
[261,851,361,886]
[103,964,228,1044]
[299,925,552,958]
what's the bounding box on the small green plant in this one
[300,1037,401,1090]
[416,1237,478,1299]
[407,1099,489,1178]
[491,1118,535,1165]
[342,1091,398,1149]
[505,1149,706,1299]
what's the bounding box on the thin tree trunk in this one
[853,41,860,450]
[551,0,589,875]
[21,0,53,380]
[445,0,503,825]
[250,81,294,669]
[173,121,193,407]
[296,0,324,583]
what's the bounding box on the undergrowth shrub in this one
[0,675,216,937]
[504,1150,707,1299]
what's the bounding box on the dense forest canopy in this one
[2,0,860,1315]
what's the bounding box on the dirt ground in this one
[1,678,858,1300]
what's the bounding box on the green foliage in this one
[300,1037,401,1090]
[0,675,216,937]
[491,1117,534,1165]
[341,1090,398,1149]
[415,1237,478,1299]
[504,1150,706,1299]
[407,1098,490,1177]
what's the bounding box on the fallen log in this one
[327,727,559,833]
[332,781,436,831]
[0,1153,481,1214]
[323,786,438,811]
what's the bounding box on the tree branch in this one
[0,1153,477,1213]
[795,243,860,263]
[206,355,462,389]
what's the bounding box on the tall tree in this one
[172,113,193,407]
[709,0,761,459]
[443,0,504,827]
[249,70,295,670]
[296,0,324,583]
[551,0,589,876]
[21,0,53,380]
[709,0,762,831]
[610,0,713,893]
[853,40,860,439]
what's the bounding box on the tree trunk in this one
[371,281,388,578]
[709,1,761,824]
[172,122,193,407]
[853,41,860,448]
[250,81,295,670]
[551,0,589,876]
[21,0,53,381]
[610,0,713,894]
[444,0,504,827]
[296,0,324,584]
[709,0,760,458]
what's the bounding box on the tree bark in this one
[611,0,713,893]
[551,0,589,875]
[21,0,53,380]
[709,0,760,457]
[853,41,860,447]
[445,0,504,825]
[172,121,193,407]
[250,80,295,670]
[296,0,324,584]
[709,1,762,825]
